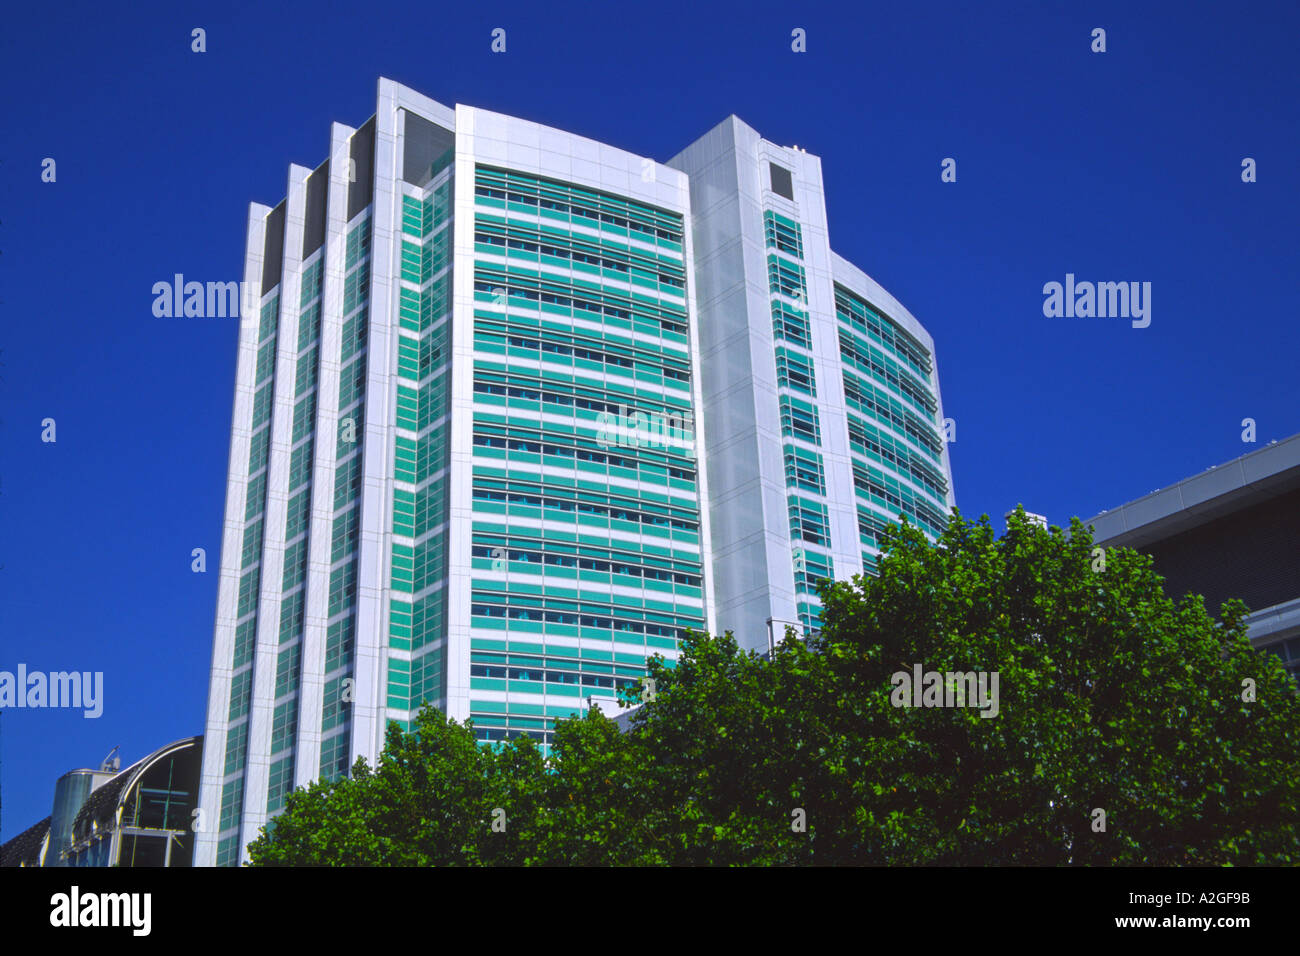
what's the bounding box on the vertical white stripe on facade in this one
[295,123,359,787]
[669,117,799,652]
[444,103,478,725]
[351,85,400,763]
[677,173,717,637]
[239,164,311,860]
[195,202,271,868]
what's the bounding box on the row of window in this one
[400,234,451,287]
[779,395,822,446]
[254,338,277,388]
[283,538,307,590]
[789,497,831,547]
[233,619,256,669]
[843,370,944,460]
[476,326,690,383]
[280,591,304,644]
[228,669,252,721]
[275,644,301,699]
[469,600,691,639]
[258,296,279,343]
[776,347,816,397]
[297,302,321,353]
[474,166,681,242]
[393,429,449,487]
[794,550,833,596]
[218,779,242,835]
[266,755,294,813]
[471,664,639,691]
[471,484,699,533]
[389,594,448,650]
[398,280,452,334]
[851,464,946,538]
[470,543,701,587]
[320,731,350,782]
[401,187,448,240]
[471,427,695,482]
[858,507,893,548]
[772,300,811,349]
[473,187,680,242]
[288,438,315,492]
[343,263,370,317]
[473,381,694,454]
[474,650,651,677]
[345,218,372,270]
[834,285,931,377]
[291,392,317,445]
[300,259,323,309]
[270,699,297,754]
[784,445,827,495]
[472,277,688,338]
[763,211,804,259]
[224,722,247,775]
[394,375,451,435]
[847,415,949,501]
[767,256,807,301]
[396,332,450,384]
[236,567,260,618]
[839,328,937,417]
[474,229,685,289]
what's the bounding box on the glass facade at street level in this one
[198,79,953,866]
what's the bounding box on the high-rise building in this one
[197,79,953,866]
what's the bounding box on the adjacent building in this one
[0,736,202,868]
[199,78,954,865]
[1087,433,1300,681]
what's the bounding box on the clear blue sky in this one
[2,0,1297,840]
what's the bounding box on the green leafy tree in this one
[248,509,1299,865]
[247,708,547,865]
[795,508,1300,863]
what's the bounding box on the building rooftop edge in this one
[1086,431,1300,546]
[828,250,933,351]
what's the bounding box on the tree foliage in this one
[248,509,1299,865]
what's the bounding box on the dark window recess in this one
[402,109,454,188]
[769,163,794,200]
[261,201,286,292]
[303,160,328,257]
[348,117,376,221]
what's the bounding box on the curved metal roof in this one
[71,735,203,835]
[0,816,52,867]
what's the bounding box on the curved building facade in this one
[668,117,954,646]
[198,79,953,865]
[65,736,201,867]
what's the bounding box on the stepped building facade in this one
[197,79,954,866]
